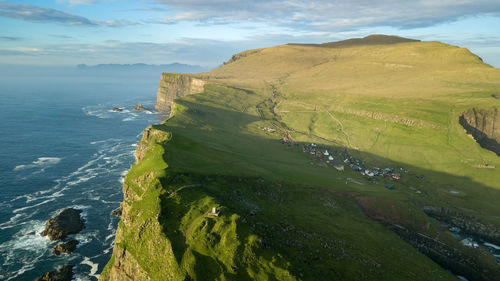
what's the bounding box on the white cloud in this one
[56,0,98,5]
[0,3,138,27]
[96,19,139,27]
[0,3,96,25]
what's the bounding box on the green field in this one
[101,36,500,281]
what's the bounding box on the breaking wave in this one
[13,157,61,172]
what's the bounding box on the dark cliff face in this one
[155,74,207,112]
[459,108,500,156]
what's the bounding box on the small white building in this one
[208,207,220,217]
[328,156,334,161]
[324,150,329,156]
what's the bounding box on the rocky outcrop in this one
[41,208,85,241]
[135,125,170,162]
[36,265,74,281]
[154,73,207,112]
[105,242,151,281]
[388,224,500,281]
[422,206,500,245]
[53,240,78,256]
[111,207,122,217]
[459,107,500,156]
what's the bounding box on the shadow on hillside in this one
[155,99,500,280]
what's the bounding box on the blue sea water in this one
[0,66,165,280]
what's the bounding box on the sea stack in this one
[41,208,85,241]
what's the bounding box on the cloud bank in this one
[156,0,500,30]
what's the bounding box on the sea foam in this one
[13,157,62,172]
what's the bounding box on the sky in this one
[0,0,499,68]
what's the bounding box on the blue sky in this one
[0,0,499,67]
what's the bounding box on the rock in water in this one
[112,107,123,112]
[133,103,145,111]
[133,102,152,112]
[36,265,73,281]
[53,239,78,256]
[41,208,85,241]
[111,207,122,217]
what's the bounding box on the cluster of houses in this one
[301,143,406,184]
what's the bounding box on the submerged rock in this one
[53,239,78,256]
[36,265,73,281]
[41,208,85,241]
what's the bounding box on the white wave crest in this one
[13,157,61,172]
[82,105,111,119]
[484,242,500,250]
[12,198,56,214]
[0,213,26,230]
[81,257,100,279]
[0,220,53,280]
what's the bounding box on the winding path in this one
[172,184,201,194]
[326,111,353,148]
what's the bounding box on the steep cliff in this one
[99,125,183,281]
[155,73,207,112]
[460,107,500,156]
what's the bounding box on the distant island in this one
[76,63,209,74]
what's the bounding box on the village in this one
[279,138,425,192]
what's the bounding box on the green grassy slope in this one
[202,38,500,195]
[101,36,500,281]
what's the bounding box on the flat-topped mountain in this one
[289,34,420,48]
[101,35,500,281]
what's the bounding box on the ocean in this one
[0,66,165,280]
